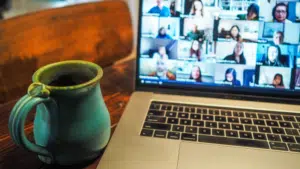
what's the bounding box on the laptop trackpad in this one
[177,142,300,169]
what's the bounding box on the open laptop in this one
[97,0,300,168]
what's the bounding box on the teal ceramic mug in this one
[8,60,111,165]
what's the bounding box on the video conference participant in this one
[224,68,241,86]
[272,3,292,23]
[272,73,285,89]
[190,65,202,82]
[156,27,173,40]
[237,3,260,21]
[223,42,246,64]
[149,58,175,80]
[272,31,284,45]
[263,45,286,67]
[170,1,181,17]
[153,46,169,60]
[295,69,300,88]
[190,40,201,61]
[186,24,205,43]
[148,0,170,17]
[229,25,242,42]
[189,0,204,18]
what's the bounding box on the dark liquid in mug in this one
[48,72,93,86]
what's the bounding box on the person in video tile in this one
[149,59,175,80]
[224,68,241,86]
[190,65,202,82]
[186,24,205,43]
[263,45,285,67]
[156,27,173,40]
[189,0,204,17]
[153,46,169,60]
[224,42,246,64]
[228,25,242,42]
[170,1,181,17]
[272,3,292,23]
[272,31,284,45]
[190,40,201,61]
[148,0,170,17]
[272,73,285,89]
[238,3,260,21]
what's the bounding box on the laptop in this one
[97,0,300,168]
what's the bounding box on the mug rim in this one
[32,60,103,91]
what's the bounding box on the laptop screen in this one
[137,0,300,96]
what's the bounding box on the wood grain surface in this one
[0,0,133,104]
[0,59,136,169]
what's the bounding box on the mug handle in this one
[8,82,57,159]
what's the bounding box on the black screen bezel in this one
[135,0,300,104]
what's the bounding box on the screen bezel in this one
[135,0,300,104]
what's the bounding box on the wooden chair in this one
[0,1,133,104]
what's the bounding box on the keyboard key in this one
[148,110,165,116]
[190,107,195,113]
[267,134,281,142]
[269,142,288,151]
[266,120,279,127]
[245,112,257,118]
[296,137,300,143]
[197,108,207,114]
[296,117,300,122]
[203,115,214,121]
[228,117,239,123]
[212,129,225,136]
[161,105,172,111]
[258,126,271,133]
[146,116,167,123]
[199,128,211,135]
[283,116,296,122]
[167,118,179,124]
[233,111,245,117]
[226,130,238,137]
[272,128,285,134]
[178,113,189,119]
[293,123,300,129]
[241,118,252,124]
[143,122,171,131]
[219,122,231,129]
[166,111,177,117]
[178,107,184,112]
[253,133,267,140]
[167,132,180,140]
[154,130,167,138]
[190,114,201,120]
[232,124,244,131]
[279,121,292,128]
[193,120,204,127]
[281,135,296,143]
[240,132,252,139]
[258,114,269,120]
[215,116,226,122]
[209,109,220,115]
[245,125,258,132]
[140,129,154,137]
[185,107,192,113]
[206,121,217,128]
[180,119,191,125]
[172,125,184,132]
[287,143,300,152]
[285,129,299,136]
[181,133,197,141]
[221,110,232,116]
[270,114,283,121]
[150,103,160,110]
[198,135,269,149]
[253,119,265,126]
[186,126,198,133]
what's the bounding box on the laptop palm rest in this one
[177,141,300,169]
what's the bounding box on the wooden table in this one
[0,59,136,169]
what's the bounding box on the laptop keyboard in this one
[140,101,300,153]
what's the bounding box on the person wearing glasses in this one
[272,3,292,23]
